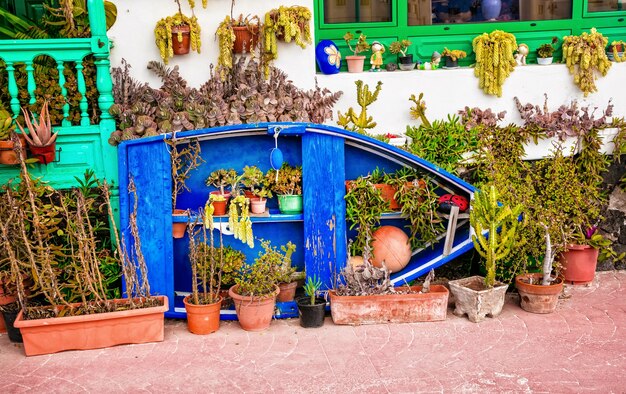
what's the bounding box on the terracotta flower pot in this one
[559,244,599,285]
[210,191,231,216]
[345,55,366,73]
[228,284,279,331]
[183,295,222,335]
[277,281,298,302]
[171,24,191,55]
[0,135,27,165]
[29,142,56,164]
[329,285,449,325]
[515,273,563,314]
[233,25,258,54]
[250,198,267,214]
[172,209,187,239]
[14,296,168,356]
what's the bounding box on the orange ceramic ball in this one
[371,226,412,273]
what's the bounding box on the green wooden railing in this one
[0,0,116,192]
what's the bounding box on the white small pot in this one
[537,57,553,65]
[388,137,407,147]
[250,199,267,214]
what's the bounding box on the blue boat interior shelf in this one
[118,123,477,319]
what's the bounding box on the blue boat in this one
[118,123,477,319]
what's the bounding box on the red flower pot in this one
[171,24,191,55]
[559,244,599,285]
[183,295,222,335]
[29,143,56,164]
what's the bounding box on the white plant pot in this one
[388,137,407,146]
[598,127,618,155]
[398,62,415,71]
[537,57,553,65]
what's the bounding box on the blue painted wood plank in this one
[302,132,346,290]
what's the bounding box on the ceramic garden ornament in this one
[370,41,385,72]
[515,44,529,66]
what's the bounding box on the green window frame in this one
[314,0,626,69]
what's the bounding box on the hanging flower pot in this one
[233,25,258,54]
[29,142,56,164]
[171,24,191,55]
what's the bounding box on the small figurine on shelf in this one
[420,51,442,70]
[370,41,385,72]
[431,51,442,69]
[515,43,529,66]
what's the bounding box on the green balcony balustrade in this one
[0,0,116,197]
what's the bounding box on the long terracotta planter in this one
[515,273,563,314]
[14,296,168,356]
[329,285,449,325]
[183,295,222,335]
[448,276,508,323]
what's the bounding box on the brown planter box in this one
[329,285,449,325]
[14,296,168,356]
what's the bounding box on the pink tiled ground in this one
[1,271,625,393]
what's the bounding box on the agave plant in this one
[16,101,58,148]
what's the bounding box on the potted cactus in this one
[448,185,522,323]
[16,101,58,164]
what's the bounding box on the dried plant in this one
[336,238,395,297]
[108,57,343,145]
[167,131,205,209]
[1,147,156,318]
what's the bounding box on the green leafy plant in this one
[303,275,322,305]
[234,239,289,297]
[441,48,467,61]
[537,37,558,58]
[266,163,302,195]
[344,175,389,256]
[389,40,412,57]
[337,80,382,134]
[206,168,239,195]
[343,32,370,56]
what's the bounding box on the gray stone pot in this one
[448,276,508,323]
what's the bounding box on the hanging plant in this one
[261,5,312,78]
[562,28,612,97]
[154,0,202,64]
[472,30,517,97]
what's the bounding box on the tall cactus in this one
[337,80,382,134]
[470,185,523,288]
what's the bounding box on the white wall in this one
[108,0,626,134]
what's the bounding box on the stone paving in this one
[1,270,625,393]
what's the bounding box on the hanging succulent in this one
[262,5,312,78]
[562,28,612,96]
[154,0,202,64]
[562,29,612,95]
[472,30,517,97]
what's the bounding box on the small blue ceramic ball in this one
[316,40,341,75]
